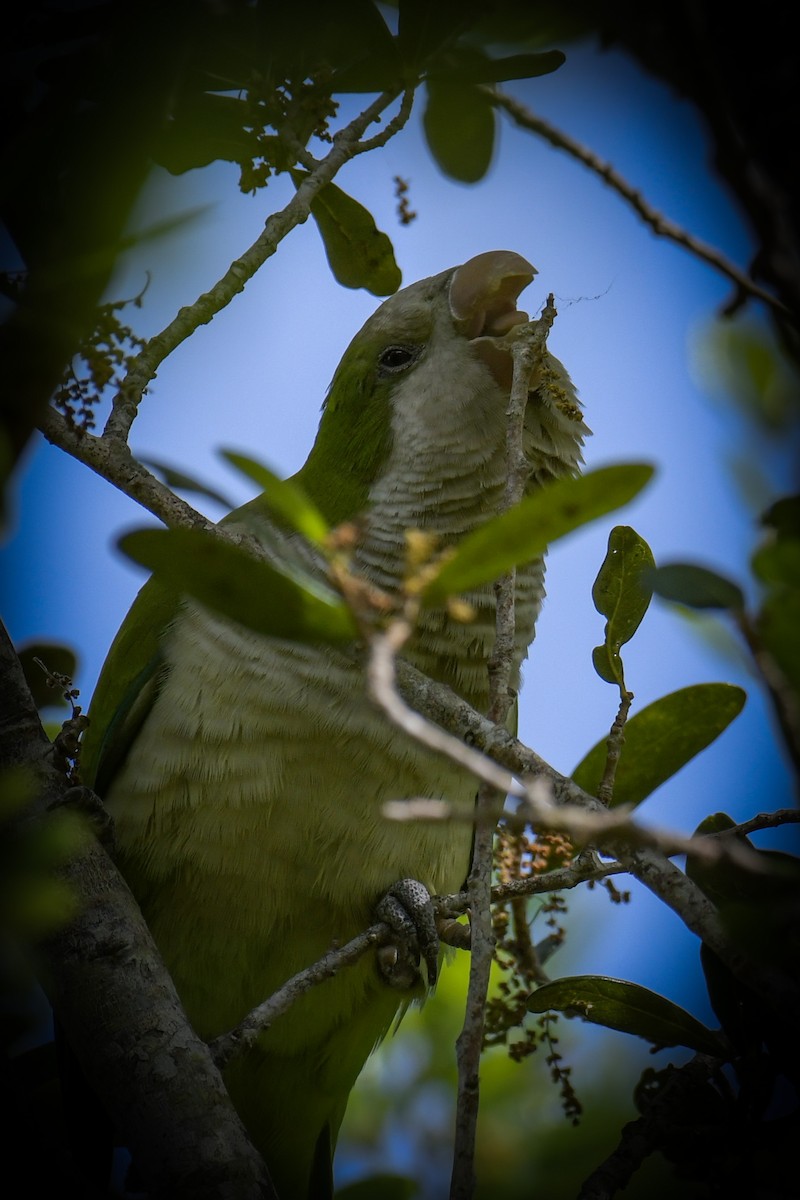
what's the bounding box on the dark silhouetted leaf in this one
[292,174,401,296]
[423,464,654,604]
[119,528,355,644]
[571,683,746,808]
[648,563,745,611]
[430,49,566,84]
[152,92,253,175]
[220,450,329,544]
[527,975,727,1056]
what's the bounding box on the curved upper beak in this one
[449,250,536,339]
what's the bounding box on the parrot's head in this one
[297,250,585,528]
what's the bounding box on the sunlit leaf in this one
[571,683,746,808]
[648,563,745,611]
[591,526,654,687]
[292,173,401,296]
[422,464,654,604]
[119,528,355,644]
[220,450,329,545]
[423,81,495,183]
[527,975,728,1056]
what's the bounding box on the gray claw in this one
[375,878,439,990]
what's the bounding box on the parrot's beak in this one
[449,250,535,337]
[449,250,537,390]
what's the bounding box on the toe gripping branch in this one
[375,878,440,991]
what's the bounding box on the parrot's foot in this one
[375,878,439,991]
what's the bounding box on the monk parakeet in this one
[82,250,588,1199]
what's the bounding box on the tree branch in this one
[492,90,787,318]
[0,621,276,1199]
[101,88,405,444]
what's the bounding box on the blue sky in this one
[3,36,797,1041]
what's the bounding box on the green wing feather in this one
[82,578,177,794]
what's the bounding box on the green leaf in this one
[291,173,401,297]
[751,538,800,587]
[220,450,329,545]
[761,493,800,537]
[571,683,746,808]
[335,1174,418,1200]
[422,80,495,183]
[758,588,800,691]
[17,642,78,710]
[527,976,728,1056]
[151,91,253,175]
[398,0,485,65]
[430,49,566,84]
[422,464,654,605]
[591,526,655,687]
[119,528,356,645]
[141,458,234,509]
[648,563,745,611]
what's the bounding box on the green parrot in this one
[81,250,588,1198]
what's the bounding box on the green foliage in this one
[423,464,654,604]
[336,1174,419,1199]
[289,174,402,296]
[221,450,330,545]
[527,975,727,1056]
[0,769,88,941]
[423,79,496,182]
[647,562,745,611]
[753,493,800,692]
[571,683,746,807]
[591,526,654,687]
[118,528,356,644]
[141,458,234,510]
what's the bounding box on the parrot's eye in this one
[378,344,420,375]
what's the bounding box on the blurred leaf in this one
[1,769,88,938]
[267,0,400,87]
[423,464,654,604]
[423,80,495,182]
[688,814,800,1047]
[398,0,485,65]
[761,494,800,537]
[527,975,727,1056]
[692,318,800,432]
[17,643,78,710]
[119,528,356,644]
[336,1174,418,1200]
[591,526,654,687]
[291,174,401,296]
[648,563,745,611]
[751,538,800,586]
[758,589,800,691]
[141,458,233,509]
[571,683,746,808]
[220,450,329,544]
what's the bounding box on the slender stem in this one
[493,90,787,317]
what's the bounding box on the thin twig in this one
[450,315,554,1200]
[101,88,407,444]
[492,90,787,318]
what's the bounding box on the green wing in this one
[82,578,178,795]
